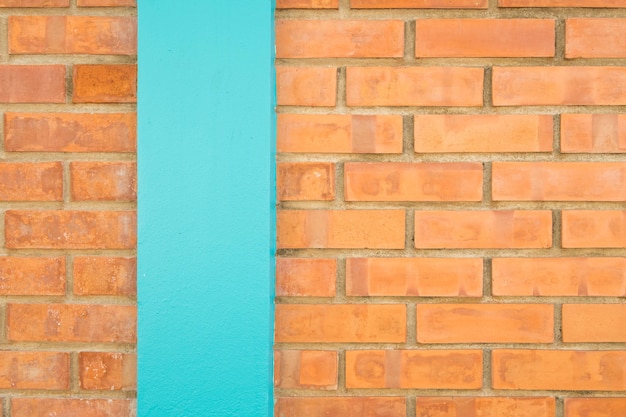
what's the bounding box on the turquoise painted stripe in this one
[138,2,274,416]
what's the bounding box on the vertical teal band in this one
[138,2,274,416]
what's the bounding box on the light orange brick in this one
[567,19,626,58]
[416,397,556,417]
[276,67,337,106]
[276,258,336,297]
[566,398,626,417]
[275,397,406,417]
[563,304,626,342]
[0,65,65,103]
[0,162,62,201]
[352,0,487,7]
[0,0,68,6]
[500,0,626,6]
[562,210,626,248]
[78,0,135,5]
[73,64,137,103]
[0,351,68,389]
[12,398,134,417]
[277,162,335,201]
[73,257,136,296]
[277,0,338,7]
[0,257,65,296]
[561,114,626,153]
[70,161,137,201]
[79,352,136,390]
[274,350,337,389]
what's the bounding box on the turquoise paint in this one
[138,2,275,416]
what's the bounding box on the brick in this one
[5,112,136,153]
[416,19,554,58]
[0,351,68,389]
[277,114,403,153]
[352,0,487,8]
[561,114,626,153]
[276,258,336,297]
[277,162,335,201]
[493,162,626,201]
[73,64,137,103]
[492,350,626,390]
[276,20,403,58]
[275,397,406,417]
[345,162,482,202]
[347,67,483,107]
[566,19,626,58]
[276,67,336,106]
[500,0,626,6]
[562,210,626,248]
[0,0,68,5]
[566,398,626,417]
[277,210,405,249]
[414,210,552,249]
[7,303,136,343]
[73,257,136,296]
[0,162,62,201]
[492,257,626,296]
[493,67,626,106]
[12,399,134,417]
[277,0,337,7]
[416,397,556,417]
[70,161,137,201]
[414,114,553,153]
[346,258,483,297]
[5,210,136,249]
[0,65,65,103]
[346,350,482,389]
[416,304,554,343]
[562,304,626,342]
[274,350,337,389]
[79,352,136,390]
[275,304,406,343]
[9,16,136,55]
[78,0,136,5]
[0,257,65,296]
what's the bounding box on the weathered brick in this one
[78,0,136,5]
[70,161,137,201]
[277,162,335,201]
[500,0,626,6]
[12,398,134,417]
[274,350,337,389]
[275,397,406,417]
[416,397,556,417]
[276,258,336,297]
[0,0,68,6]
[73,64,137,103]
[0,257,65,296]
[79,352,136,390]
[0,351,69,389]
[277,0,338,7]
[562,304,626,342]
[352,0,487,7]
[561,114,626,153]
[276,67,337,106]
[73,257,136,296]
[0,65,65,103]
[566,398,626,417]
[562,210,626,248]
[0,162,62,201]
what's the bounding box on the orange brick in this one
[5,210,136,249]
[346,350,482,389]
[345,162,483,202]
[563,304,626,342]
[493,162,626,201]
[0,351,68,389]
[5,112,136,153]
[78,0,136,5]
[416,19,554,58]
[414,210,552,249]
[7,303,136,343]
[347,67,483,107]
[0,65,65,103]
[500,0,626,6]
[493,67,626,106]
[0,0,68,5]
[276,258,336,297]
[416,397,556,417]
[277,210,404,249]
[567,19,626,58]
[274,350,337,389]
[0,257,65,296]
[277,20,403,58]
[275,397,406,417]
[73,64,137,103]
[276,67,336,106]
[492,350,626,390]
[492,257,626,296]
[562,210,626,248]
[414,114,553,153]
[416,304,553,343]
[12,398,134,417]
[346,258,482,297]
[73,257,136,296]
[277,114,403,153]
[561,114,626,153]
[70,162,137,201]
[9,16,136,55]
[277,162,335,201]
[79,352,136,390]
[352,0,487,7]
[275,304,406,343]
[277,0,337,6]
[0,162,62,201]
[566,398,626,417]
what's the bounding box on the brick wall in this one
[0,1,136,416]
[275,1,626,417]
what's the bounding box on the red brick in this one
[500,0,626,6]
[277,114,402,153]
[493,67,626,106]
[73,257,136,296]
[0,65,65,103]
[7,303,136,343]
[9,16,136,55]
[414,114,553,153]
[12,398,134,417]
[567,19,626,58]
[275,304,406,343]
[73,64,137,103]
[561,114,626,153]
[276,20,403,58]
[566,398,626,417]
[274,350,337,389]
[0,162,62,201]
[346,350,482,389]
[276,67,336,106]
[0,257,65,296]
[277,162,334,201]
[78,0,136,5]
[277,0,338,7]
[345,162,482,202]
[0,0,68,5]
[5,112,136,153]
[347,67,483,107]
[562,304,626,342]
[352,0,487,7]
[5,210,136,249]
[70,162,137,201]
[492,257,626,296]
[0,351,68,389]
[79,352,136,390]
[346,258,483,297]
[415,210,552,249]
[276,258,336,297]
[416,19,554,58]
[416,397,556,417]
[562,210,626,248]
[275,397,406,417]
